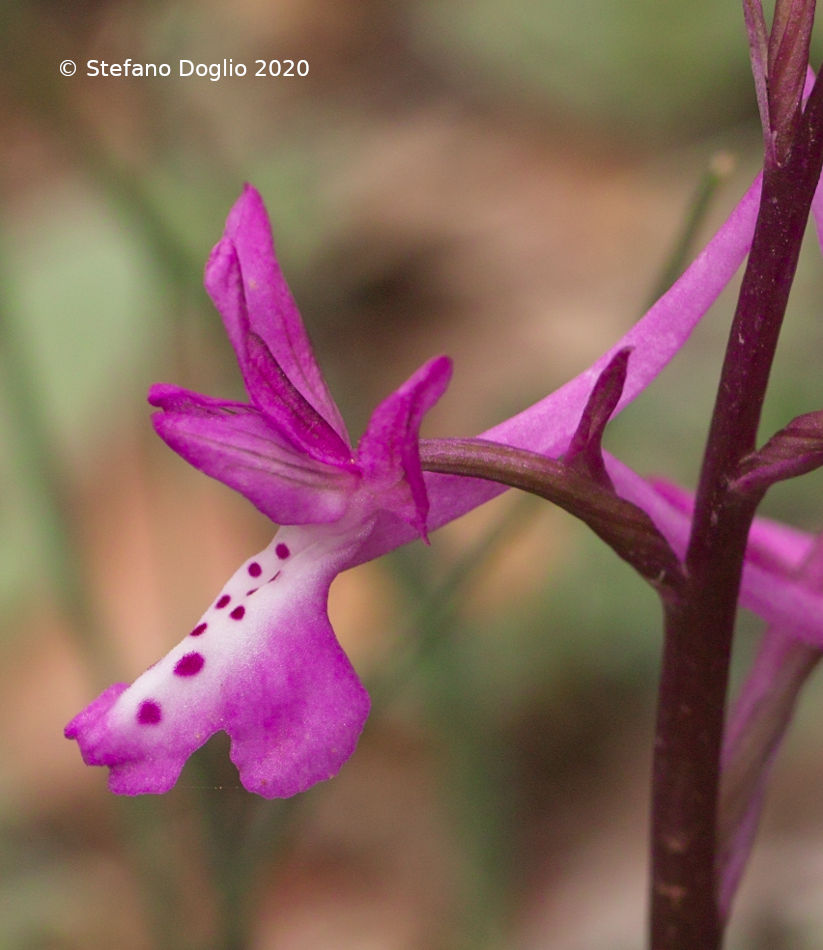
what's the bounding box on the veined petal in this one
[149,384,358,525]
[357,355,452,539]
[65,523,372,798]
[205,184,349,443]
[243,333,352,463]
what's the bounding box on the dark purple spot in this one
[275,543,290,559]
[137,700,162,725]
[190,622,207,637]
[174,652,205,677]
[216,594,231,609]
[230,605,246,620]
[245,588,258,597]
[247,561,262,577]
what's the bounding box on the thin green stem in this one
[0,272,112,676]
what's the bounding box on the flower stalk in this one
[419,438,683,593]
[649,37,823,950]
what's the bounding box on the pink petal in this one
[717,623,819,917]
[149,384,358,525]
[717,528,823,917]
[482,172,762,451]
[357,355,452,539]
[607,458,823,647]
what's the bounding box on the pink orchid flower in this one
[66,177,774,799]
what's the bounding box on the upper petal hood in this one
[205,184,349,445]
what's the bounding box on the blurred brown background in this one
[3,1,823,947]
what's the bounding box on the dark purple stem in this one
[649,70,823,950]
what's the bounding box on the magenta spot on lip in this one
[247,561,262,577]
[174,652,205,677]
[275,543,290,559]
[230,605,246,620]
[216,594,231,609]
[137,700,162,725]
[190,622,207,637]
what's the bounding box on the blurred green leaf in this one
[415,0,773,136]
[0,189,164,612]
